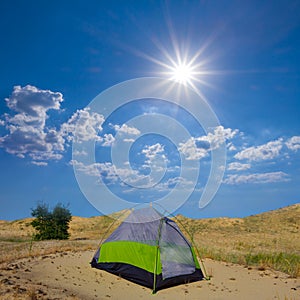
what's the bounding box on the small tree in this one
[52,204,72,239]
[31,203,72,240]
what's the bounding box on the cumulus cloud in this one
[70,159,113,178]
[101,133,115,147]
[5,85,63,119]
[0,86,107,165]
[286,136,300,151]
[0,85,65,164]
[113,124,140,135]
[223,171,290,185]
[234,139,283,161]
[142,143,165,160]
[155,176,194,191]
[70,159,151,186]
[227,162,251,171]
[140,143,169,175]
[73,149,88,156]
[112,123,141,144]
[123,138,135,143]
[179,126,238,160]
[178,137,208,160]
[61,107,105,143]
[202,126,239,149]
[71,158,185,192]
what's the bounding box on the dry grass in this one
[1,204,299,277]
[176,203,300,277]
[0,239,98,264]
[0,211,127,265]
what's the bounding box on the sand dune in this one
[0,250,299,299]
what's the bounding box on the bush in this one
[31,203,72,240]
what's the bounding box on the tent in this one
[91,206,204,292]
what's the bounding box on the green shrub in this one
[31,203,72,240]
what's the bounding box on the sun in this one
[125,29,218,95]
[144,43,209,92]
[160,55,205,92]
[169,62,195,86]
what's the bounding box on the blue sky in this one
[0,0,299,220]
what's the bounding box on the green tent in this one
[91,206,204,292]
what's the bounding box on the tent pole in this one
[153,217,163,294]
[171,216,210,280]
[153,202,210,280]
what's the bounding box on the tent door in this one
[160,220,195,279]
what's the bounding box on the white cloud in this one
[223,171,290,185]
[178,137,208,160]
[179,126,238,160]
[113,124,140,135]
[45,129,65,151]
[155,176,194,191]
[101,133,115,147]
[0,86,106,165]
[70,159,115,178]
[202,126,239,150]
[234,139,283,161]
[0,85,65,163]
[5,85,63,119]
[30,151,63,161]
[227,142,236,151]
[140,143,169,177]
[123,138,135,143]
[70,159,151,186]
[73,149,88,156]
[31,161,48,166]
[61,107,104,143]
[142,143,165,160]
[227,162,251,171]
[286,136,300,151]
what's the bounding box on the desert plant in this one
[31,203,72,240]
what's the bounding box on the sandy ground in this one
[0,250,299,300]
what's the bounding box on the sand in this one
[0,250,299,299]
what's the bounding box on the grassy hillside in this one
[0,204,299,277]
[177,204,300,277]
